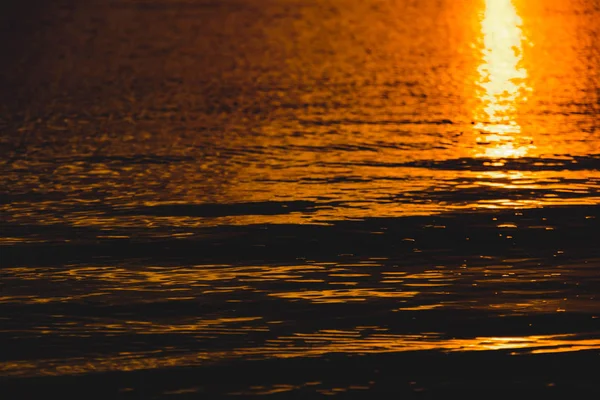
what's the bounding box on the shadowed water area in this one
[1,0,599,398]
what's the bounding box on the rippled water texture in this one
[1,0,599,398]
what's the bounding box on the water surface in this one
[1,0,599,397]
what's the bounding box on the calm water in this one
[1,0,599,397]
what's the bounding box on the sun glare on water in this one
[475,0,533,159]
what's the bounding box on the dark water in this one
[1,0,599,397]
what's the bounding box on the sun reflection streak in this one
[1,332,599,378]
[475,0,532,158]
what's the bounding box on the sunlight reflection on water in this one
[1,330,599,378]
[474,0,532,159]
[1,1,599,230]
[1,0,599,388]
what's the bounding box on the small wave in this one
[4,154,195,168]
[318,155,600,171]
[402,155,600,171]
[57,154,195,165]
[298,118,454,127]
[112,200,342,218]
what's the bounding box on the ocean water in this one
[1,0,599,397]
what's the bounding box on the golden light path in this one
[1,332,599,378]
[475,0,532,159]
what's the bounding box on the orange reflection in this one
[2,331,599,378]
[474,0,532,158]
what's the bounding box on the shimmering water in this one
[1,0,599,397]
